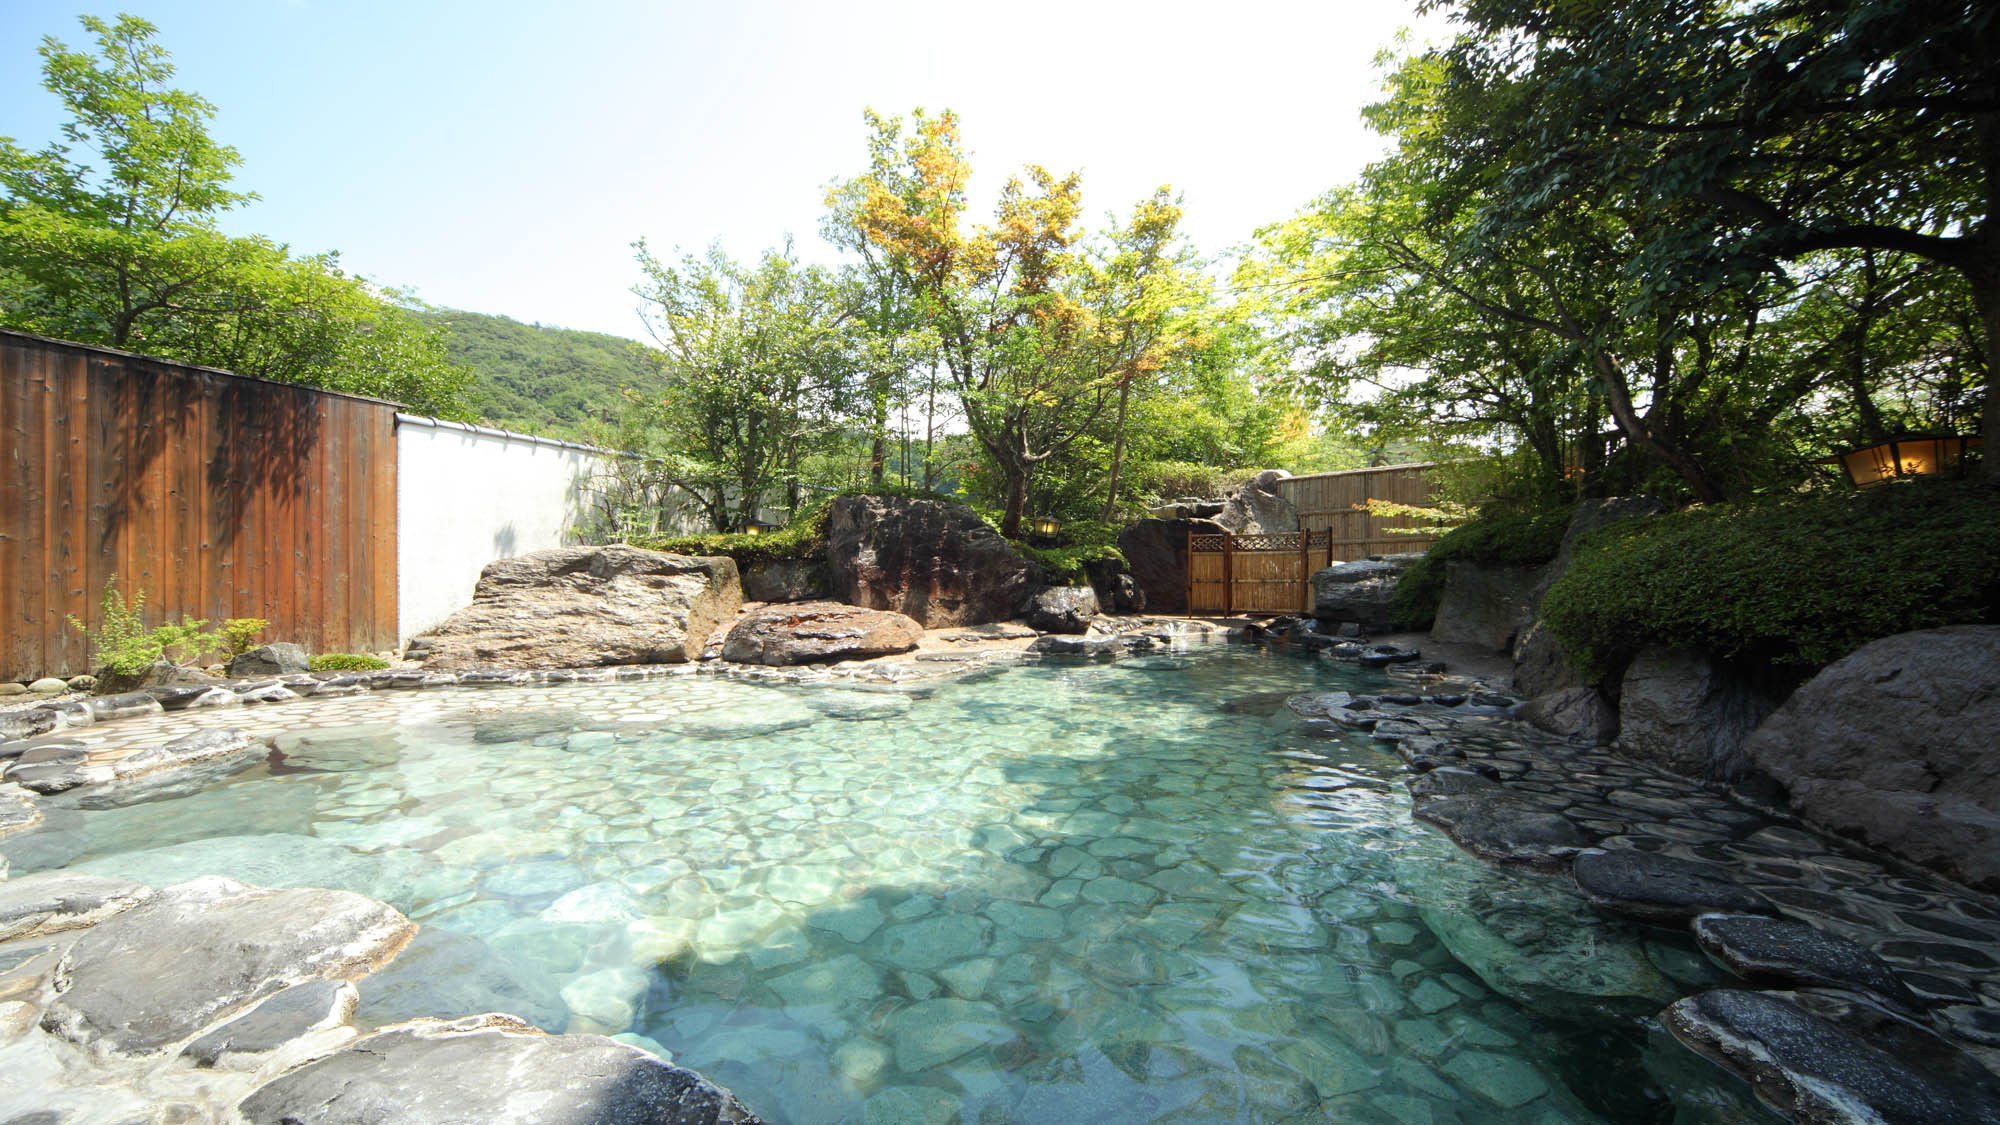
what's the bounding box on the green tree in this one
[0,14,471,416]
[626,240,858,531]
[1437,0,1997,478]
[852,110,1223,535]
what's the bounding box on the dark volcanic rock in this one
[1511,621,1587,700]
[1664,989,2000,1125]
[94,660,223,696]
[1027,634,1123,660]
[1516,686,1619,744]
[1742,625,2000,892]
[1571,848,1776,926]
[1691,913,1923,1010]
[1116,517,1225,615]
[42,875,415,1056]
[741,558,827,603]
[825,496,1035,627]
[237,1014,762,1124]
[1214,469,1298,534]
[227,643,310,678]
[1310,554,1424,634]
[406,546,741,670]
[111,728,265,781]
[1413,794,1588,872]
[1026,585,1100,635]
[1617,646,1780,782]
[721,602,923,666]
[1431,559,1542,652]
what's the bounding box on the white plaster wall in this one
[395,416,613,646]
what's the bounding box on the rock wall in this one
[1214,469,1298,535]
[1432,560,1543,652]
[1616,647,1781,782]
[1116,518,1224,615]
[824,497,1035,628]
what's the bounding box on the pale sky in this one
[1,1,1453,341]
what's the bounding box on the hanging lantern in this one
[1820,434,1981,488]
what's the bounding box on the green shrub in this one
[218,617,269,657]
[1136,461,1243,503]
[1541,479,2000,677]
[1014,542,1125,584]
[1388,508,1572,630]
[309,653,390,672]
[65,575,233,675]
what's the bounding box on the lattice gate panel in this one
[1186,531,1333,614]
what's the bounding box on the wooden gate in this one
[1187,530,1334,614]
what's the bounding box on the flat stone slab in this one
[1693,913,1924,1011]
[1412,794,1588,873]
[111,728,265,780]
[182,978,357,1067]
[0,872,151,942]
[237,1014,762,1123]
[1665,989,2000,1125]
[1572,848,1776,926]
[42,875,415,1055]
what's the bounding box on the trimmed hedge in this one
[1540,480,2000,677]
[1389,509,1572,630]
[309,653,390,672]
[628,485,964,571]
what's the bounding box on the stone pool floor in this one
[3,620,1998,1122]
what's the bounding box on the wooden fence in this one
[1,331,399,680]
[1188,530,1336,614]
[1273,463,1441,562]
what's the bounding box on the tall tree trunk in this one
[1591,349,1725,502]
[1001,461,1028,538]
[1098,376,1133,521]
[1847,250,1889,443]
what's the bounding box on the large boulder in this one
[1516,686,1618,744]
[824,497,1035,628]
[1512,621,1587,698]
[1083,557,1144,615]
[1618,647,1780,782]
[1310,553,1424,633]
[227,643,309,678]
[1431,559,1542,652]
[1215,469,1298,534]
[1116,518,1224,615]
[1025,586,1100,634]
[1741,626,2000,892]
[405,546,741,670]
[94,660,223,697]
[238,1014,761,1124]
[721,602,923,665]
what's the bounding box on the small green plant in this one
[66,575,227,676]
[309,653,390,672]
[218,617,269,657]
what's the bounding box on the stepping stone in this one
[1413,795,1588,873]
[42,875,414,1055]
[1664,990,2000,1125]
[1692,913,1924,1010]
[1572,848,1775,926]
[0,872,152,942]
[238,1014,758,1123]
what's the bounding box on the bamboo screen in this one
[1274,463,1441,562]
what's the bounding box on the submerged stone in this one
[1572,848,1776,926]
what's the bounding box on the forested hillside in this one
[421,309,662,441]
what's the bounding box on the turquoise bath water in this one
[6,647,1719,1123]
